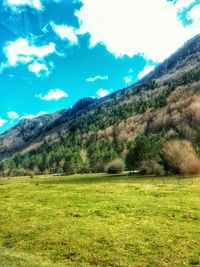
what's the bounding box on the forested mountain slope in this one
[0,34,200,176]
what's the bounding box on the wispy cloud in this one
[4,0,43,10]
[86,75,108,82]
[50,22,78,45]
[21,111,46,120]
[0,63,9,74]
[36,89,68,101]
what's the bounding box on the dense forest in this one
[0,34,200,177]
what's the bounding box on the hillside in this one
[0,34,200,176]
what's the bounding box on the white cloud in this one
[175,0,196,10]
[21,115,35,120]
[138,65,155,80]
[28,62,50,77]
[86,75,108,82]
[4,38,56,67]
[76,0,200,62]
[189,4,200,20]
[187,4,200,34]
[5,0,43,10]
[96,88,110,98]
[2,38,56,76]
[0,118,7,127]
[124,76,132,84]
[21,111,46,120]
[37,111,46,116]
[51,22,78,45]
[36,89,68,101]
[7,111,19,120]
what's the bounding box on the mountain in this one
[0,110,66,158]
[0,98,98,159]
[0,34,200,176]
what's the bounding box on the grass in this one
[0,173,200,267]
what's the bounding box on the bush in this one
[28,171,35,178]
[107,159,125,174]
[126,133,163,170]
[15,168,27,176]
[140,160,165,176]
[187,98,200,121]
[163,140,200,174]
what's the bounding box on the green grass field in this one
[0,174,200,267]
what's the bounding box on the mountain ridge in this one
[0,34,200,175]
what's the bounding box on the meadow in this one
[0,174,200,267]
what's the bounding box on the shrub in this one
[163,140,200,174]
[126,133,163,170]
[177,123,195,141]
[107,159,125,174]
[28,171,35,178]
[187,98,200,121]
[15,168,27,176]
[140,160,165,176]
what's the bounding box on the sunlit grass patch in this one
[0,174,200,266]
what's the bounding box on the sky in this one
[0,0,200,133]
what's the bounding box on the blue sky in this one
[0,0,200,133]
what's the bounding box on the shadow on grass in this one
[33,174,147,185]
[31,174,197,185]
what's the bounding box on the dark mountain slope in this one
[144,34,200,81]
[0,34,200,175]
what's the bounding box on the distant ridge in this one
[0,34,200,176]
